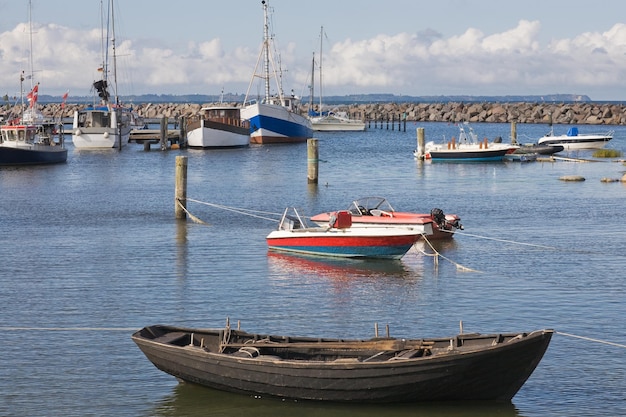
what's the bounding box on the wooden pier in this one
[129,116,186,150]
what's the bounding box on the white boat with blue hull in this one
[241,0,312,144]
[537,126,613,150]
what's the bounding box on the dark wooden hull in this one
[132,325,552,403]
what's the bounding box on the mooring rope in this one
[186,198,281,223]
[557,331,626,349]
[0,327,138,331]
[453,230,558,251]
[176,199,209,225]
[416,236,482,273]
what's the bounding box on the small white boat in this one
[537,126,613,150]
[186,106,250,148]
[414,123,518,162]
[310,111,366,132]
[308,27,365,132]
[267,208,429,260]
[72,0,135,149]
[72,104,133,149]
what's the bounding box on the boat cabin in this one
[1,123,62,146]
[199,106,249,129]
[73,106,130,130]
[1,125,37,144]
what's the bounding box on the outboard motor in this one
[430,208,446,226]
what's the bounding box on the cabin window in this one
[18,130,25,141]
[91,112,110,128]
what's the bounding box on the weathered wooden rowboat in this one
[132,322,553,403]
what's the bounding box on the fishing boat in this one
[132,320,553,403]
[308,27,365,132]
[0,3,67,166]
[0,120,67,166]
[72,0,134,149]
[186,105,250,148]
[415,123,517,162]
[537,126,613,150]
[266,207,429,259]
[240,0,312,144]
[310,197,462,240]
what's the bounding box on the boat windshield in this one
[278,207,310,231]
[348,197,395,216]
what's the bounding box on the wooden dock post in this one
[307,139,319,184]
[511,121,518,144]
[416,127,425,160]
[160,116,168,150]
[175,156,188,219]
[178,116,186,148]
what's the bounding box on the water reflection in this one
[175,220,188,279]
[150,383,521,417]
[266,251,421,282]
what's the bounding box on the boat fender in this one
[103,131,109,138]
[74,129,82,136]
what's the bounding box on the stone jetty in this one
[17,101,626,125]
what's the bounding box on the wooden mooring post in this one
[160,116,168,150]
[175,156,188,219]
[511,121,517,144]
[415,127,425,160]
[307,139,319,184]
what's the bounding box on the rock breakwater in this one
[21,101,626,125]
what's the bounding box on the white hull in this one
[310,116,366,132]
[187,124,249,148]
[72,127,130,148]
[72,108,131,149]
[537,134,613,150]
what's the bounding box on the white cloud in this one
[2,19,626,100]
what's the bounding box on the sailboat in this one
[308,27,365,132]
[72,0,132,149]
[0,1,67,166]
[240,0,312,144]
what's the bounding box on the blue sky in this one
[2,0,626,101]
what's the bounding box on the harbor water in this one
[1,121,624,416]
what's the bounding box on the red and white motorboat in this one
[266,208,430,260]
[310,197,462,240]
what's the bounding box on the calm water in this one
[1,122,624,417]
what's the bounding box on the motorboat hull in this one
[266,230,421,259]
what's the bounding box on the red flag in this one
[61,90,69,108]
[26,84,39,107]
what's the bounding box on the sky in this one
[2,0,626,101]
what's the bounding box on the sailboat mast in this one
[309,52,315,110]
[319,26,323,111]
[262,0,270,102]
[110,0,119,106]
[28,0,35,90]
